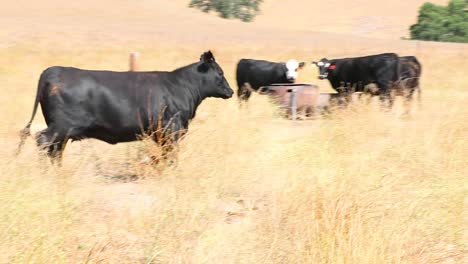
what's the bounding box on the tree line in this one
[410,0,467,43]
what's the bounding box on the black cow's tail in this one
[16,71,48,156]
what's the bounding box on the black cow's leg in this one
[379,91,393,109]
[378,82,393,109]
[35,127,69,166]
[417,87,422,109]
[406,87,416,102]
[388,88,395,109]
[36,128,53,152]
[337,93,348,109]
[321,105,332,117]
[149,119,183,166]
[54,138,69,167]
[305,106,314,119]
[164,121,184,167]
[238,83,252,103]
[405,88,415,112]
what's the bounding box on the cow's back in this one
[355,53,399,76]
[37,67,173,143]
[236,59,285,90]
[39,67,150,110]
[327,53,400,92]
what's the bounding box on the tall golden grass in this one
[1,42,467,263]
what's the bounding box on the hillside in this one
[0,0,456,50]
[256,0,450,39]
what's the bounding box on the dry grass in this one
[0,42,466,263]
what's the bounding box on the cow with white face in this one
[236,58,305,102]
[285,59,302,80]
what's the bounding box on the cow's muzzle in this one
[223,89,234,99]
[319,75,327,80]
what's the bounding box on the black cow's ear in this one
[201,50,215,63]
[312,61,317,65]
[299,62,305,69]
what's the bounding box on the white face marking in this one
[285,59,300,80]
[318,61,330,79]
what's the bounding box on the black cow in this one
[312,53,400,107]
[398,56,422,102]
[236,59,305,102]
[16,51,233,163]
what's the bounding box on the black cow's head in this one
[198,51,233,99]
[284,60,306,82]
[312,58,336,80]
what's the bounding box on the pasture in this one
[1,0,467,263]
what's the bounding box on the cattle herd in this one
[312,53,421,107]
[16,50,421,164]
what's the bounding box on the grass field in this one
[1,0,467,263]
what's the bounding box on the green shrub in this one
[410,0,468,43]
[189,0,263,22]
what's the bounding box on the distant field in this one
[0,0,466,263]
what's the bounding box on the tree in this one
[410,0,468,43]
[189,0,263,22]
